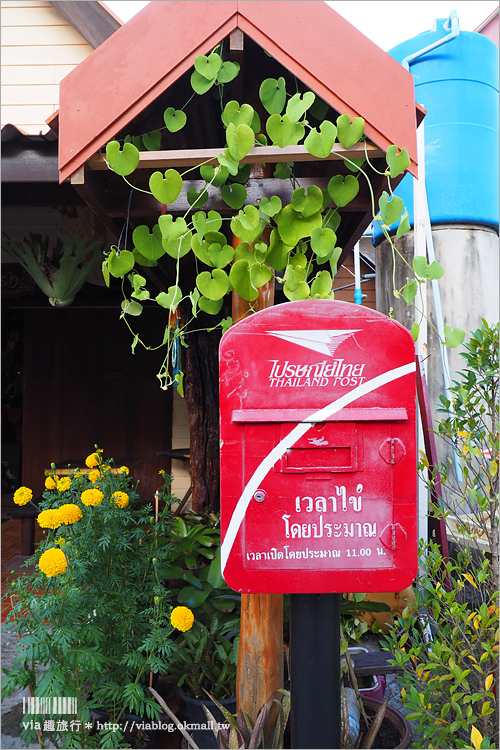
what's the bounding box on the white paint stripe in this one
[221,361,416,574]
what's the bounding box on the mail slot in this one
[220,299,417,594]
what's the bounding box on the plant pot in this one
[359,697,412,749]
[178,685,236,749]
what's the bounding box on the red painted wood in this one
[58,1,418,182]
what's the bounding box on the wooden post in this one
[231,174,283,720]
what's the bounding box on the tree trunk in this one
[183,328,221,513]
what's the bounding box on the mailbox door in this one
[220,300,417,594]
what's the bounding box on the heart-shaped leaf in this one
[106,141,140,176]
[379,191,404,226]
[156,285,183,309]
[344,157,365,173]
[133,249,158,267]
[291,185,323,217]
[386,145,411,178]
[163,232,192,259]
[328,174,360,207]
[444,324,465,348]
[413,256,444,280]
[192,210,222,238]
[402,279,418,305]
[274,162,293,180]
[164,107,187,133]
[218,149,239,176]
[234,241,255,265]
[277,205,322,246]
[310,227,337,258]
[289,122,305,146]
[259,77,286,115]
[284,278,310,301]
[220,183,247,209]
[121,299,143,316]
[226,122,254,161]
[324,208,341,233]
[142,130,161,151]
[251,111,261,134]
[309,96,329,121]
[230,259,259,301]
[158,215,188,242]
[304,121,337,158]
[130,273,149,301]
[149,169,182,205]
[231,163,252,184]
[266,228,293,271]
[253,242,268,263]
[396,210,411,239]
[191,234,213,266]
[259,196,282,217]
[198,296,223,315]
[251,263,272,289]
[336,114,365,148]
[131,135,144,151]
[230,205,263,243]
[311,270,333,297]
[411,322,420,342]
[222,101,254,128]
[205,230,227,246]
[208,243,234,268]
[191,70,216,95]
[186,187,209,208]
[194,53,222,80]
[289,252,308,270]
[132,224,164,260]
[217,60,240,84]
[286,91,315,123]
[200,164,229,187]
[196,269,230,300]
[266,114,296,148]
[108,248,135,277]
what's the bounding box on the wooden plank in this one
[1,104,58,130]
[1,64,75,85]
[51,1,121,49]
[1,1,51,7]
[2,24,89,45]
[1,44,91,65]
[2,84,60,105]
[1,6,69,25]
[70,165,128,246]
[88,143,384,171]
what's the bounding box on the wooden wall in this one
[21,306,173,502]
[1,0,93,133]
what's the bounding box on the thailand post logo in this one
[266,329,366,388]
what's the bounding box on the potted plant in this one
[2,448,179,749]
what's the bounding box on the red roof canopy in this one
[58,0,419,183]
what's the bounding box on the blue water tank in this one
[373,16,499,245]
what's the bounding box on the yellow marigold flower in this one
[45,476,57,490]
[74,470,83,479]
[81,488,104,507]
[57,477,71,492]
[170,606,194,632]
[39,548,67,577]
[58,504,83,525]
[13,486,33,506]
[87,469,100,484]
[100,464,112,473]
[85,451,102,468]
[55,537,65,546]
[37,509,62,529]
[112,491,129,508]
[119,466,129,475]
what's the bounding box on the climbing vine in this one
[100,45,464,392]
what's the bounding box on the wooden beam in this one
[88,142,385,171]
[50,1,121,48]
[70,165,129,246]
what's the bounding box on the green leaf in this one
[190,69,216,95]
[149,169,183,204]
[105,140,140,176]
[251,262,273,289]
[191,234,213,266]
[158,215,188,242]
[142,130,161,151]
[208,243,234,268]
[230,205,263,243]
[102,259,110,286]
[309,95,329,120]
[323,208,341,233]
[198,296,223,315]
[156,286,182,309]
[304,121,337,158]
[217,149,240,176]
[194,52,222,80]
[396,209,411,239]
[108,248,135,277]
[277,205,322,246]
[133,249,157,268]
[132,224,164,261]
[291,185,323,217]
[310,226,336,257]
[178,587,210,608]
[196,269,230,300]
[200,164,228,187]
[186,186,209,208]
[274,162,293,179]
[229,259,259,301]
[231,163,252,184]
[251,110,261,135]
[289,122,305,145]
[336,114,365,148]
[162,232,192,260]
[222,101,254,128]
[311,270,332,297]
[234,241,258,265]
[192,210,222,238]
[216,60,240,84]
[220,183,247,209]
[444,325,466,348]
[413,256,445,280]
[411,322,420,341]
[284,271,310,300]
[328,174,359,207]
[121,298,143,316]
[226,122,254,161]
[163,107,187,133]
[259,77,286,114]
[266,113,296,148]
[379,191,404,225]
[286,91,315,123]
[386,145,411,178]
[344,157,365,173]
[402,279,418,305]
[259,196,282,217]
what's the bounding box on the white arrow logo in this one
[266,329,361,358]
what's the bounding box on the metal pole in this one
[290,593,341,749]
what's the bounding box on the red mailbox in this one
[220,300,417,593]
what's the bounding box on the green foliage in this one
[2,451,179,748]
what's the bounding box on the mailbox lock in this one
[254,490,266,503]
